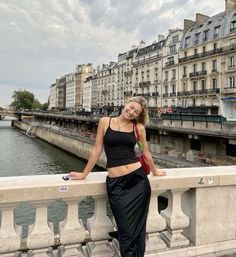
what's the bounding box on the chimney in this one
[225,0,236,16]
[196,13,209,26]
[139,40,146,48]
[158,34,165,41]
[184,19,196,33]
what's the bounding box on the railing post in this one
[26,201,54,255]
[86,196,114,257]
[0,203,21,254]
[145,191,167,253]
[160,189,190,248]
[58,198,87,257]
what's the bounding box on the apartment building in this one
[133,38,164,109]
[65,73,75,109]
[49,83,56,109]
[162,29,183,108]
[55,76,66,110]
[96,62,117,113]
[75,64,93,110]
[178,0,236,119]
[83,76,93,112]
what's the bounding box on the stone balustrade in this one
[1,166,236,256]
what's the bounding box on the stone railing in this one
[1,166,236,256]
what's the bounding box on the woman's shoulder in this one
[136,122,145,130]
[99,116,112,127]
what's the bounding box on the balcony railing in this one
[139,81,151,87]
[177,88,220,96]
[189,70,207,77]
[165,61,175,67]
[1,166,236,256]
[222,86,236,93]
[179,48,222,63]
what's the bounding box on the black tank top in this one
[104,118,138,168]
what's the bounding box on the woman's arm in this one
[138,123,166,176]
[68,117,108,180]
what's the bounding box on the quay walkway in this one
[1,166,236,256]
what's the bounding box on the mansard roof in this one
[181,9,236,49]
[136,40,164,57]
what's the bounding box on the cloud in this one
[0,0,225,106]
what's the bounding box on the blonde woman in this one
[68,96,166,257]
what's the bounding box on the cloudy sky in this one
[0,0,225,107]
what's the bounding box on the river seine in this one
[0,119,102,237]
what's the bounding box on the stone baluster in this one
[26,201,54,256]
[160,189,190,248]
[145,191,167,254]
[86,196,114,257]
[58,198,87,257]
[0,203,21,254]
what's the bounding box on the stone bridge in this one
[1,166,236,257]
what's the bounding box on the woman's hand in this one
[68,171,87,180]
[152,168,167,176]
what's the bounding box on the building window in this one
[172,35,179,43]
[201,80,206,91]
[194,48,198,55]
[184,51,187,57]
[194,33,200,44]
[193,81,197,91]
[228,56,235,67]
[229,77,235,88]
[213,43,217,50]
[202,46,206,53]
[165,85,168,94]
[165,71,168,80]
[193,64,197,72]
[172,84,176,93]
[214,26,220,39]
[183,66,187,76]
[172,69,176,79]
[170,45,176,54]
[212,78,217,89]
[230,21,236,33]
[212,60,217,71]
[185,36,190,47]
[201,62,206,71]
[203,30,209,41]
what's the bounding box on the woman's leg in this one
[106,167,151,257]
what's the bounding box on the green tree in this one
[32,98,42,109]
[41,102,48,111]
[10,90,35,110]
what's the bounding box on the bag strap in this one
[134,123,143,152]
[134,123,140,141]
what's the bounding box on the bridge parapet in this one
[1,166,236,256]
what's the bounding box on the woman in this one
[68,96,166,257]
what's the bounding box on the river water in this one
[0,119,103,237]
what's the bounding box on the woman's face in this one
[122,101,143,120]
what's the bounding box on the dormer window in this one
[185,36,190,48]
[203,30,209,42]
[194,33,200,44]
[230,21,236,33]
[214,26,220,39]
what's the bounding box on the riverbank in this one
[13,121,211,169]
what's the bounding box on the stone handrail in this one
[1,166,236,256]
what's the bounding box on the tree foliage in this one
[10,90,35,110]
[32,98,42,109]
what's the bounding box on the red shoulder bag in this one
[134,124,150,175]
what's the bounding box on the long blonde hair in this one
[126,96,149,125]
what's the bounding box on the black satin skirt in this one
[106,167,151,257]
